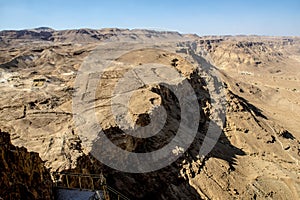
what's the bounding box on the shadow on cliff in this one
[60,124,245,200]
[61,47,247,199]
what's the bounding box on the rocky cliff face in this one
[190,37,295,69]
[0,131,53,200]
[0,28,299,199]
[59,46,213,199]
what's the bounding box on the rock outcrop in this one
[0,131,53,200]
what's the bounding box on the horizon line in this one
[0,26,299,37]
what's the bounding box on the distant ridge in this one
[0,27,186,44]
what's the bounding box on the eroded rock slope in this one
[0,28,299,199]
[0,130,53,200]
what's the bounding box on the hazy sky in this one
[0,0,299,36]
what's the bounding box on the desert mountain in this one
[0,28,299,199]
[0,27,183,44]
